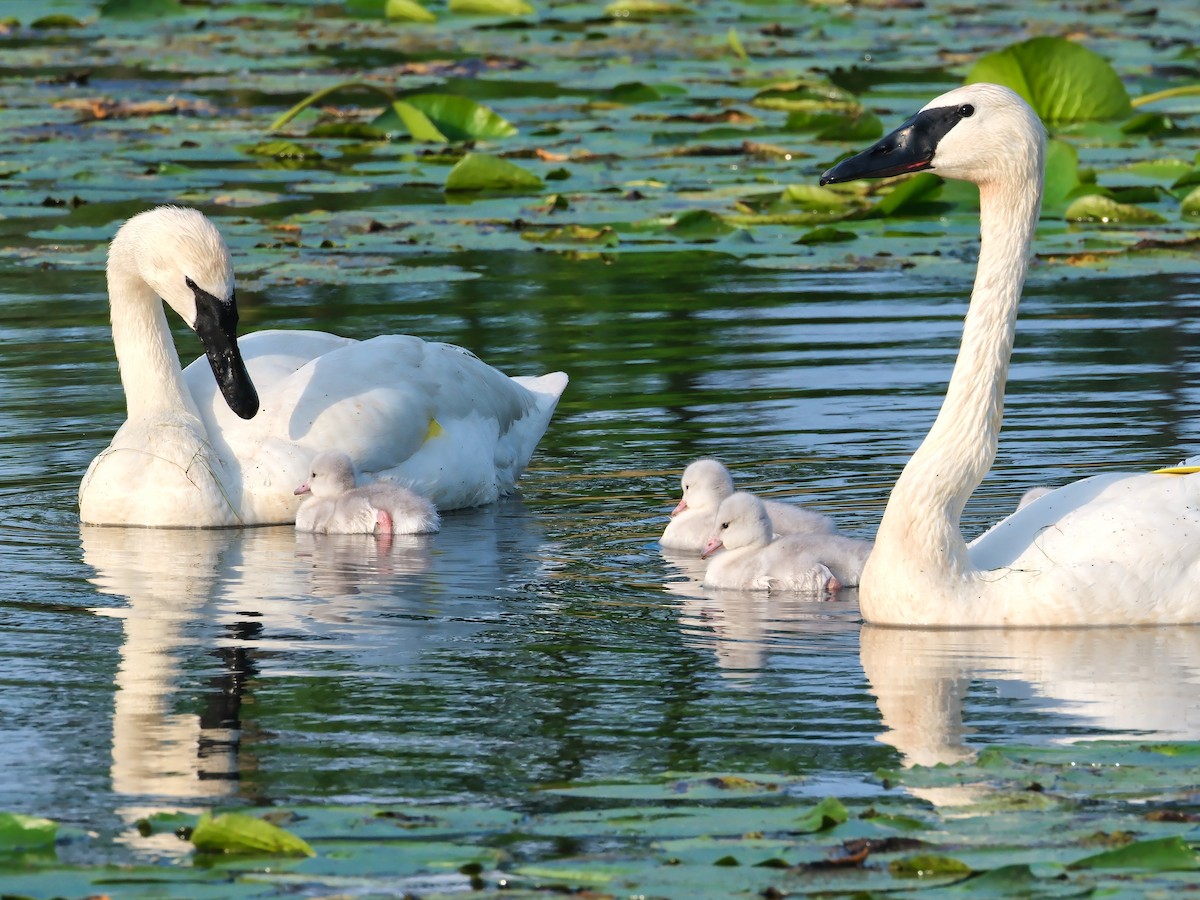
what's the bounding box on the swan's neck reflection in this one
[861,624,1200,805]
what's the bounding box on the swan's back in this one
[183,332,567,518]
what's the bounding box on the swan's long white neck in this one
[868,157,1043,591]
[106,229,199,421]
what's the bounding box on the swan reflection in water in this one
[80,498,551,854]
[663,560,858,677]
[668,572,1200,803]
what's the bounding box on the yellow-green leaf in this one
[449,0,534,15]
[191,812,315,857]
[372,101,448,143]
[0,812,57,851]
[1064,194,1166,225]
[445,152,543,191]
[386,0,436,21]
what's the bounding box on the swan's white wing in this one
[184,331,565,520]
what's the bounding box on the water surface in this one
[2,250,1199,862]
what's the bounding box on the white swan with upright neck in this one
[79,206,567,527]
[820,83,1200,627]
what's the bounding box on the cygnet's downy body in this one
[701,492,871,595]
[294,451,440,535]
[660,458,834,552]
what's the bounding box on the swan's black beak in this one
[819,103,968,185]
[190,283,259,420]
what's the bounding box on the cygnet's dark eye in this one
[721,521,730,530]
[958,103,975,118]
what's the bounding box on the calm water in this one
[2,249,1200,862]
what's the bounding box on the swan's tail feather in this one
[503,371,569,489]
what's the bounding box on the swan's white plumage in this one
[701,492,871,594]
[660,458,834,552]
[79,206,567,527]
[294,450,440,535]
[828,84,1200,626]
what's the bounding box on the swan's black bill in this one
[190,284,259,420]
[819,103,970,185]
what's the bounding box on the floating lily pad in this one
[373,101,448,142]
[445,152,543,191]
[796,226,856,244]
[449,0,535,15]
[605,0,692,17]
[1064,194,1165,225]
[242,140,323,160]
[0,812,56,852]
[99,0,185,17]
[967,36,1132,122]
[403,94,518,141]
[386,0,437,21]
[191,812,315,858]
[1069,836,1200,871]
[1181,186,1200,217]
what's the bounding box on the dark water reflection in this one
[1,250,1199,859]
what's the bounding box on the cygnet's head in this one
[820,82,1045,189]
[673,458,735,517]
[294,451,358,499]
[701,491,773,558]
[109,205,258,419]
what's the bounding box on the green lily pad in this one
[0,812,56,852]
[449,0,535,15]
[191,812,315,858]
[967,36,1131,122]
[242,140,323,160]
[30,14,83,27]
[403,94,518,141]
[372,101,448,142]
[445,152,543,191]
[778,183,857,212]
[868,172,944,217]
[1064,194,1165,225]
[1181,186,1200,217]
[796,226,856,245]
[793,796,849,833]
[605,0,692,18]
[670,209,736,239]
[1070,836,1200,871]
[889,853,973,878]
[386,0,437,21]
[99,0,185,17]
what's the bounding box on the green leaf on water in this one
[793,796,848,833]
[308,121,388,140]
[1064,194,1165,225]
[1042,138,1085,211]
[372,101,448,142]
[1069,835,1200,871]
[191,812,315,857]
[606,82,665,104]
[30,14,83,27]
[449,0,534,15]
[403,94,518,141]
[386,0,437,21]
[778,184,857,212]
[889,853,973,878]
[605,0,692,18]
[867,172,943,217]
[242,140,323,160]
[0,812,56,852]
[669,210,736,239]
[966,36,1131,123]
[99,0,184,17]
[1181,186,1200,217]
[728,28,748,62]
[445,152,543,191]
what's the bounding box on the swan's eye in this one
[184,276,198,290]
[958,103,975,118]
[721,521,730,530]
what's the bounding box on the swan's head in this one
[295,451,358,498]
[110,206,259,420]
[819,83,1045,188]
[703,491,773,557]
[673,458,735,517]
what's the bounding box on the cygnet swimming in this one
[701,492,871,594]
[294,451,440,535]
[660,458,834,552]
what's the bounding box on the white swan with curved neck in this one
[79,206,567,527]
[820,83,1200,627]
